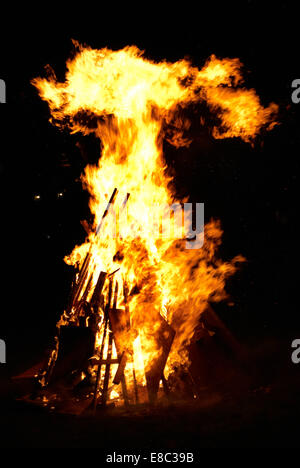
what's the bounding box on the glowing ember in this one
[32,43,277,402]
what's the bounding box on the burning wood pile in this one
[19,43,277,413]
[39,186,177,409]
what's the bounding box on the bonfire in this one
[22,42,277,411]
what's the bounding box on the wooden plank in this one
[93,278,113,411]
[121,374,129,408]
[90,271,107,310]
[92,317,108,411]
[89,358,119,366]
[101,330,113,406]
[113,351,127,385]
[123,279,139,403]
[161,373,170,398]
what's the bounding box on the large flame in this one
[32,43,277,385]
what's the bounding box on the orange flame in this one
[32,43,277,380]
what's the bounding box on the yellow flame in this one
[33,43,277,379]
[110,389,120,400]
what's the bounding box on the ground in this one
[1,339,300,449]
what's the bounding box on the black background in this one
[0,0,299,448]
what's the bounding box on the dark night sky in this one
[0,1,299,370]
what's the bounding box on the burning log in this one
[108,281,131,404]
[123,280,139,404]
[113,352,129,407]
[66,251,91,318]
[88,270,107,333]
[100,280,119,406]
[92,316,108,411]
[101,328,114,406]
[113,352,127,385]
[66,188,118,321]
[92,276,133,409]
[120,374,129,408]
[140,313,175,404]
[92,278,113,410]
[161,373,171,400]
[78,275,93,326]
